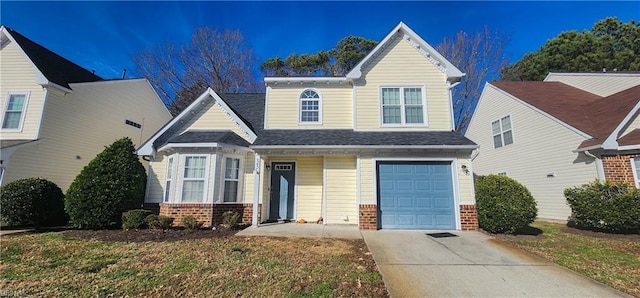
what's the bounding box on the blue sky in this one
[2,1,638,79]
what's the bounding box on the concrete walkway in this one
[236,222,361,239]
[362,230,630,298]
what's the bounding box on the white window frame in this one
[1,91,30,132]
[164,155,177,202]
[178,154,210,203]
[379,85,427,126]
[220,155,244,203]
[299,89,322,124]
[492,115,514,149]
[631,158,640,188]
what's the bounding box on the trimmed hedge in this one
[0,177,67,227]
[65,137,147,229]
[565,180,640,234]
[475,175,538,234]
[122,209,153,230]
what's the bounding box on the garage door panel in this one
[378,162,455,230]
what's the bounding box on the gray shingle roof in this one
[5,26,103,89]
[163,130,250,148]
[220,93,476,147]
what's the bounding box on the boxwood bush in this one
[65,137,147,229]
[0,177,67,227]
[122,209,153,230]
[475,175,537,234]
[565,180,640,233]
[146,214,174,229]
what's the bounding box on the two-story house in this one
[465,72,640,221]
[0,26,172,191]
[137,22,478,230]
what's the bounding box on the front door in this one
[269,162,295,220]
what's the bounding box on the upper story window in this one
[492,115,513,148]
[2,92,29,130]
[381,87,426,125]
[300,89,321,123]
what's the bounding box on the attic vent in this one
[125,119,142,129]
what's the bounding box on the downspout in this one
[448,81,461,131]
[584,150,605,181]
[322,156,327,225]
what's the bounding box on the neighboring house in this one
[0,26,172,191]
[465,72,640,221]
[138,22,478,230]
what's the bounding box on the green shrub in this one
[65,137,147,229]
[0,177,67,227]
[182,215,203,230]
[122,209,152,230]
[475,175,538,234]
[222,211,240,226]
[146,214,174,229]
[565,180,640,233]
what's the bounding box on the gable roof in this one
[136,88,258,155]
[1,26,102,90]
[346,22,464,83]
[490,81,640,150]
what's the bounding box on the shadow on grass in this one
[513,225,544,236]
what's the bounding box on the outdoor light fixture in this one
[461,164,470,175]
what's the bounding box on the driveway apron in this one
[362,230,630,298]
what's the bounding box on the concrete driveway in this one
[362,230,630,297]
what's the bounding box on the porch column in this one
[252,153,262,227]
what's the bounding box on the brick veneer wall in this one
[359,204,378,230]
[159,203,261,227]
[602,154,640,186]
[160,203,213,226]
[459,205,479,231]
[212,203,261,225]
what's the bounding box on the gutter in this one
[250,144,479,150]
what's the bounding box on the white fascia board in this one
[546,72,640,80]
[158,142,252,152]
[137,88,217,155]
[602,100,640,150]
[618,145,640,151]
[137,88,257,155]
[250,144,478,150]
[489,83,593,139]
[346,22,464,83]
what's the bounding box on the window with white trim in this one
[381,87,425,125]
[181,155,208,202]
[223,157,241,202]
[164,156,175,202]
[300,90,320,123]
[2,92,29,130]
[492,115,513,148]
[632,158,640,188]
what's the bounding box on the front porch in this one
[236,222,362,239]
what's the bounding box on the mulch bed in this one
[64,225,248,243]
[560,226,640,241]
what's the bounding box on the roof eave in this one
[251,144,478,150]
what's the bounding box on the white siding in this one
[466,84,599,221]
[545,73,640,97]
[146,154,169,203]
[0,39,45,139]
[325,156,357,224]
[355,36,451,131]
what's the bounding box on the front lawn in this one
[0,231,387,297]
[498,222,640,297]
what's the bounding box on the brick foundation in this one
[602,154,640,186]
[159,203,261,227]
[359,204,378,230]
[459,204,479,231]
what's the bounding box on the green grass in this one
[502,221,640,297]
[0,232,387,297]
